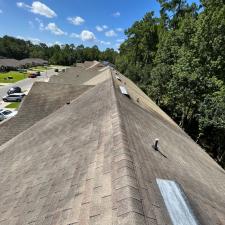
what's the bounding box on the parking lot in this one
[0,66,67,122]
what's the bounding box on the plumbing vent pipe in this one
[153,138,159,151]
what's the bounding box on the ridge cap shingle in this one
[110,69,149,224]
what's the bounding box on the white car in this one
[0,109,17,121]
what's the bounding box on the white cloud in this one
[17,2,26,8]
[17,1,56,18]
[105,29,117,37]
[47,41,62,47]
[54,41,62,45]
[29,37,41,44]
[113,11,120,17]
[35,17,44,31]
[116,28,123,32]
[96,26,103,32]
[45,23,67,36]
[96,25,108,32]
[115,43,121,51]
[80,30,96,41]
[0,9,3,14]
[116,39,125,43]
[68,16,85,26]
[28,21,34,28]
[70,33,80,38]
[16,36,41,45]
[100,41,111,45]
[70,30,96,42]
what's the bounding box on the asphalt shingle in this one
[0,64,224,225]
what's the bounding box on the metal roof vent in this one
[156,179,200,225]
[119,86,130,98]
[115,75,121,81]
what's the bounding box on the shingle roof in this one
[18,58,48,66]
[0,59,20,68]
[49,62,104,85]
[0,64,224,225]
[0,58,48,68]
[0,82,92,146]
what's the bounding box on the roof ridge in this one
[110,69,148,224]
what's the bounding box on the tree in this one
[0,36,118,65]
[115,0,225,168]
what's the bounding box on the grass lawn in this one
[0,71,28,83]
[5,102,20,109]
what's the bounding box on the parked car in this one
[17,69,27,73]
[7,86,22,95]
[0,109,17,121]
[33,71,41,76]
[3,93,26,102]
[27,70,40,78]
[28,73,37,78]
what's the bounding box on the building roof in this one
[0,82,92,146]
[0,58,20,68]
[0,58,48,68]
[49,62,104,85]
[0,63,224,225]
[19,58,48,66]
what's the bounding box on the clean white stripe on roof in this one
[119,86,128,95]
[156,179,200,225]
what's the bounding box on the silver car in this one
[3,93,25,102]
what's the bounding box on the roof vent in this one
[156,179,200,225]
[115,75,121,81]
[119,86,130,98]
[153,138,159,151]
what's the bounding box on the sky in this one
[0,0,194,50]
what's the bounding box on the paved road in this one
[0,69,57,98]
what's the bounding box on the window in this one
[2,111,12,115]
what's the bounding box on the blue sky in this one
[0,0,195,50]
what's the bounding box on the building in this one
[0,58,48,71]
[0,61,224,225]
[0,58,20,71]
